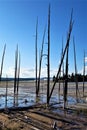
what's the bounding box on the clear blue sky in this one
[0,0,87,78]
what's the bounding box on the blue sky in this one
[0,0,87,78]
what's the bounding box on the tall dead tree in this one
[35,18,38,96]
[0,44,6,81]
[17,52,20,95]
[58,73,61,102]
[14,45,20,106]
[5,75,8,108]
[47,4,50,104]
[48,10,73,103]
[58,43,64,102]
[37,26,46,96]
[83,50,85,97]
[14,45,18,105]
[62,40,65,97]
[73,37,78,102]
[14,45,18,94]
[64,45,69,108]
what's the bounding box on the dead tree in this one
[58,43,64,102]
[64,45,69,109]
[0,44,6,81]
[14,45,21,106]
[5,75,8,108]
[48,10,73,103]
[58,74,61,102]
[17,52,20,95]
[14,45,18,95]
[14,45,18,105]
[73,37,79,102]
[47,4,50,104]
[37,26,46,96]
[83,50,85,97]
[62,40,65,98]
[35,18,38,96]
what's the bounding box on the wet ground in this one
[0,80,80,109]
[0,81,87,129]
[0,80,87,110]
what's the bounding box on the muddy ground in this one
[0,104,87,130]
[0,81,87,129]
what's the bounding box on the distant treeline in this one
[53,73,87,82]
[1,77,35,81]
[1,77,48,81]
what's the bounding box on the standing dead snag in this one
[48,9,74,104]
[16,52,20,106]
[47,4,50,104]
[14,45,18,105]
[83,50,85,97]
[37,26,46,96]
[35,18,38,96]
[5,75,8,108]
[0,44,6,81]
[64,44,69,109]
[58,43,64,102]
[58,74,61,102]
[64,10,74,109]
[73,37,79,102]
[17,52,20,95]
[14,45,20,106]
[62,40,65,97]
[14,45,18,95]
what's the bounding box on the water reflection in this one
[0,81,86,109]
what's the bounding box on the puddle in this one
[0,81,87,111]
[0,92,77,109]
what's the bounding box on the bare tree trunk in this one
[47,4,50,104]
[37,26,46,96]
[0,44,6,81]
[83,50,85,97]
[14,45,18,106]
[48,10,73,103]
[73,37,78,102]
[17,52,20,95]
[58,75,60,102]
[5,75,8,108]
[16,52,20,106]
[35,18,38,96]
[64,46,69,109]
